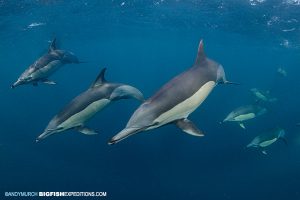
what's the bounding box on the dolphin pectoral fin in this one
[75,126,98,135]
[175,119,204,137]
[108,127,141,145]
[261,150,268,155]
[110,85,144,102]
[239,122,246,129]
[41,79,57,85]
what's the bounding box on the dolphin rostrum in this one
[36,68,144,142]
[246,127,287,155]
[109,40,237,145]
[12,38,81,88]
[222,104,267,129]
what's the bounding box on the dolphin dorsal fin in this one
[195,40,206,65]
[48,38,57,52]
[91,68,107,88]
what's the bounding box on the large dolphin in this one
[222,105,266,129]
[12,38,81,88]
[109,40,237,145]
[250,88,277,103]
[36,68,144,142]
[246,127,287,155]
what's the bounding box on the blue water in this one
[1,0,300,199]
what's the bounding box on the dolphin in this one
[297,123,300,126]
[277,67,287,77]
[246,127,287,155]
[222,105,267,129]
[12,38,81,88]
[250,88,277,103]
[109,40,237,145]
[36,68,144,142]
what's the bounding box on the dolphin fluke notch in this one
[91,68,107,88]
[49,38,57,52]
[195,40,206,65]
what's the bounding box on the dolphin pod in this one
[246,128,287,155]
[12,38,81,88]
[11,37,290,154]
[36,68,144,142]
[108,40,237,145]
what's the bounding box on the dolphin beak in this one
[36,130,53,142]
[11,80,22,89]
[108,127,141,145]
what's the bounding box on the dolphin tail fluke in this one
[108,127,141,145]
[110,85,144,102]
[175,119,204,137]
[279,137,288,146]
[278,129,288,146]
[75,126,98,135]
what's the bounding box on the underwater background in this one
[1,0,300,199]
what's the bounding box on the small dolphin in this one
[109,40,237,145]
[12,38,81,88]
[297,123,300,126]
[250,88,277,103]
[36,68,144,142]
[223,105,267,129]
[246,128,287,155]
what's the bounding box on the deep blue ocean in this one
[1,0,300,199]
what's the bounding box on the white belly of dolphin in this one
[234,113,255,121]
[58,99,110,130]
[150,81,216,129]
[31,60,62,79]
[259,138,277,147]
